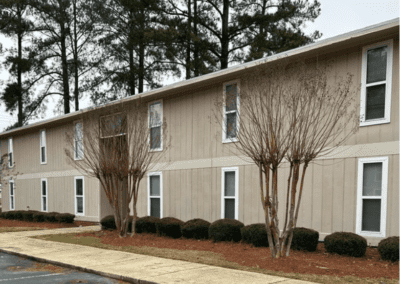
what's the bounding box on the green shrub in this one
[0,212,7,219]
[56,213,75,224]
[324,232,367,257]
[241,223,271,247]
[156,217,184,239]
[287,227,319,252]
[14,210,25,220]
[22,211,38,222]
[378,236,399,262]
[209,219,244,242]
[32,212,46,222]
[5,211,17,220]
[44,212,59,223]
[100,215,116,230]
[181,219,211,239]
[135,216,160,234]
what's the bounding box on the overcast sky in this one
[0,0,398,131]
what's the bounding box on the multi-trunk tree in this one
[214,60,359,258]
[65,101,169,237]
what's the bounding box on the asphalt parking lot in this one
[0,252,130,284]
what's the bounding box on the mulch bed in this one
[76,230,399,280]
[0,218,98,229]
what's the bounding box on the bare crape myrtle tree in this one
[65,101,169,237]
[214,60,359,258]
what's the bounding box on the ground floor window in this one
[9,180,15,210]
[41,178,48,212]
[221,167,239,219]
[148,172,162,218]
[356,157,388,238]
[75,176,84,216]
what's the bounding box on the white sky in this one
[0,0,399,131]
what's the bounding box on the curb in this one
[0,247,158,284]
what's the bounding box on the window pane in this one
[9,153,12,166]
[362,163,382,196]
[225,84,238,111]
[76,179,83,196]
[10,183,13,195]
[224,199,235,219]
[11,196,14,209]
[42,197,46,211]
[101,114,126,137]
[150,127,161,149]
[77,197,83,213]
[362,199,381,232]
[41,147,46,162]
[75,123,83,140]
[75,140,83,159]
[366,84,385,120]
[150,175,160,196]
[42,181,46,195]
[150,198,160,217]
[226,113,237,138]
[367,46,387,84]
[224,171,235,196]
[149,103,162,127]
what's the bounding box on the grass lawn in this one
[32,230,399,284]
[0,227,44,233]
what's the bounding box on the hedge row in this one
[0,210,75,223]
[99,215,399,262]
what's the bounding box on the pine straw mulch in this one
[0,218,98,230]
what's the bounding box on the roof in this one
[0,17,398,137]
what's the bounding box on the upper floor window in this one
[360,39,393,126]
[100,113,127,160]
[74,122,84,160]
[40,130,47,164]
[356,157,388,238]
[149,101,163,151]
[223,81,239,143]
[8,137,13,168]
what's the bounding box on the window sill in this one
[357,230,385,238]
[149,148,163,152]
[222,138,238,144]
[40,162,47,165]
[360,118,390,127]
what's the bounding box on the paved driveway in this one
[0,252,129,284]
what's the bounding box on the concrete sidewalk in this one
[0,226,315,284]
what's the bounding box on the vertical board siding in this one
[332,159,345,232]
[388,154,399,236]
[343,158,357,232]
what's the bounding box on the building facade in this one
[0,19,398,246]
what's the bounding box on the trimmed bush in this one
[241,223,270,247]
[0,212,7,219]
[287,227,319,252]
[14,210,24,220]
[32,212,46,222]
[135,216,160,234]
[100,215,116,230]
[156,217,184,239]
[56,213,75,224]
[181,219,211,239]
[45,212,59,223]
[209,219,244,242]
[22,211,38,222]
[378,236,399,262]
[5,211,17,220]
[324,232,367,257]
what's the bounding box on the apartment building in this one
[0,18,398,246]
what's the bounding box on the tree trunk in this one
[128,47,135,96]
[193,0,199,77]
[17,4,23,126]
[73,0,79,111]
[60,23,70,114]
[138,4,145,93]
[185,0,192,79]
[220,0,229,69]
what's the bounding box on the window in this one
[223,82,240,143]
[100,113,128,165]
[41,178,48,212]
[75,177,84,216]
[74,122,84,160]
[356,157,388,238]
[8,137,13,167]
[148,172,162,218]
[360,40,393,126]
[9,179,15,210]
[221,167,239,219]
[40,130,47,164]
[148,101,163,151]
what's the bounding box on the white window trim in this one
[74,121,84,160]
[74,176,85,216]
[147,172,163,218]
[148,100,163,152]
[222,80,240,143]
[221,167,239,220]
[40,129,47,164]
[360,39,393,127]
[356,156,388,238]
[8,137,13,168]
[9,179,15,210]
[41,178,48,212]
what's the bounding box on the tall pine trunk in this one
[220,0,229,69]
[60,22,70,114]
